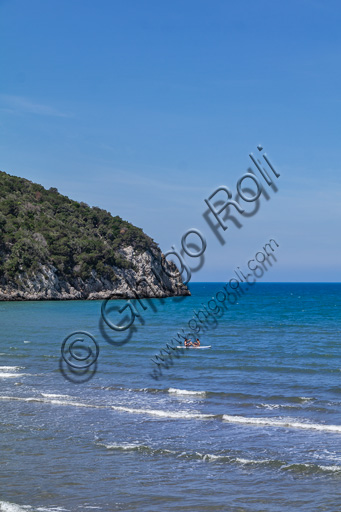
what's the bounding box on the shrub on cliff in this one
[0,170,156,283]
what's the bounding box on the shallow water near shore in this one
[0,283,340,511]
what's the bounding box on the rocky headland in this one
[0,171,190,301]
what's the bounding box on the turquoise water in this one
[0,283,340,511]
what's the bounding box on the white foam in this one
[44,398,103,409]
[222,414,341,433]
[176,451,188,458]
[42,398,101,408]
[282,462,341,473]
[0,395,103,410]
[168,388,206,396]
[41,394,73,399]
[317,465,341,472]
[98,441,180,457]
[0,366,24,372]
[0,366,27,379]
[0,373,30,379]
[97,442,144,451]
[200,452,273,465]
[0,502,32,512]
[202,453,222,462]
[95,442,341,473]
[1,396,209,419]
[111,405,214,420]
[257,403,280,410]
[23,341,31,344]
[234,457,273,465]
[36,508,68,511]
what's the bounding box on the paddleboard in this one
[176,345,211,349]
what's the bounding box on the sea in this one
[0,283,340,512]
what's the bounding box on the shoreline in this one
[0,289,191,302]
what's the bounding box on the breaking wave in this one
[222,414,341,432]
[94,442,341,475]
[168,388,206,396]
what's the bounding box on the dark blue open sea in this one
[1,283,340,512]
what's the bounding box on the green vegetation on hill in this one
[0,171,156,283]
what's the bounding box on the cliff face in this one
[0,171,190,301]
[0,246,189,301]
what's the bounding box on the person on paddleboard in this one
[184,338,200,347]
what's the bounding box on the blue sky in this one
[1,0,340,281]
